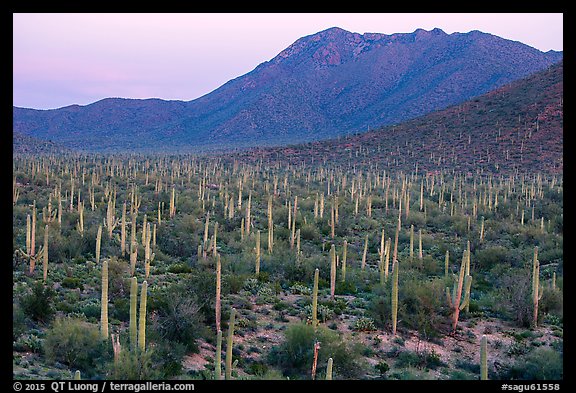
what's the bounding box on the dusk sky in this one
[13,13,563,110]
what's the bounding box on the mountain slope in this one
[234,60,563,175]
[13,27,562,152]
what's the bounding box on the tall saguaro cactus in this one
[480,335,488,380]
[341,240,347,282]
[391,259,399,335]
[255,230,261,276]
[225,308,237,380]
[129,277,138,351]
[215,329,222,380]
[120,202,127,256]
[312,268,319,330]
[326,358,333,380]
[216,254,221,333]
[361,234,368,271]
[95,224,102,264]
[100,260,109,340]
[330,244,336,301]
[446,249,473,334]
[267,195,274,253]
[532,246,543,327]
[43,224,49,283]
[138,280,148,351]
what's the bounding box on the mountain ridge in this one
[13,27,562,152]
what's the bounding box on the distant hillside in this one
[13,27,562,152]
[235,60,563,175]
[13,131,71,155]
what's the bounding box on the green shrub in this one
[268,322,366,379]
[375,361,390,377]
[501,348,562,380]
[13,302,28,340]
[43,317,108,375]
[168,263,192,274]
[352,317,377,332]
[148,283,207,352]
[62,277,84,290]
[109,349,161,380]
[21,281,55,324]
[540,287,562,318]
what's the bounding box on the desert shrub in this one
[109,349,161,380]
[300,223,320,241]
[62,277,84,290]
[302,304,335,323]
[539,286,562,318]
[395,349,445,370]
[500,348,562,380]
[367,286,391,329]
[399,277,445,338]
[491,266,532,327]
[167,263,192,274]
[256,284,277,304]
[148,282,207,352]
[335,280,357,295]
[107,257,130,299]
[13,332,43,353]
[375,361,390,378]
[225,273,248,294]
[13,302,28,340]
[243,278,260,294]
[21,281,55,324]
[43,317,109,375]
[150,340,187,378]
[475,246,510,270]
[290,283,311,295]
[268,322,366,379]
[352,317,377,332]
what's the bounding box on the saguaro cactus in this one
[100,260,109,340]
[330,244,336,300]
[215,329,222,380]
[326,358,333,380]
[255,230,261,276]
[480,335,488,380]
[391,260,399,335]
[268,195,274,253]
[312,268,319,329]
[138,280,148,351]
[216,254,221,333]
[225,308,236,380]
[418,229,423,259]
[532,246,543,327]
[144,223,154,279]
[95,224,102,264]
[311,341,321,380]
[409,225,414,258]
[446,249,472,334]
[120,202,127,256]
[43,224,49,283]
[245,191,251,235]
[341,240,347,282]
[361,234,368,271]
[129,277,138,350]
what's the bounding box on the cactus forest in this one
[12,145,563,380]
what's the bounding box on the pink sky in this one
[13,13,563,110]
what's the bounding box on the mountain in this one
[13,27,562,152]
[234,60,563,175]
